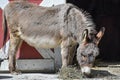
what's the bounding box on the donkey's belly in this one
[21,36,61,48]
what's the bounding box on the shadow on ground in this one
[0,76,12,79]
[90,69,116,78]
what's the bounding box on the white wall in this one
[40,0,66,7]
[0,0,9,9]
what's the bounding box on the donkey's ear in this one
[82,29,89,44]
[96,27,105,45]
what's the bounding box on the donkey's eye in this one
[90,33,94,35]
[81,53,86,57]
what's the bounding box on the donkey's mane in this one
[80,9,95,28]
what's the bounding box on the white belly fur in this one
[21,35,61,48]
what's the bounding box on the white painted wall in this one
[40,0,66,7]
[0,0,9,9]
[0,41,9,60]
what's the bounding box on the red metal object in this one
[28,0,43,5]
[16,42,43,59]
[0,8,3,48]
[9,0,43,5]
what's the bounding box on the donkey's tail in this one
[2,10,8,46]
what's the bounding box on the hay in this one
[58,66,83,80]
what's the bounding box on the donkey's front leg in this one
[9,34,22,74]
[67,43,78,65]
[61,39,71,68]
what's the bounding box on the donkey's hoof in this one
[11,70,21,75]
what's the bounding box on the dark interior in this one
[67,0,120,61]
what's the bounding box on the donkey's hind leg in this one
[8,34,22,74]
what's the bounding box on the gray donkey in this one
[3,1,105,76]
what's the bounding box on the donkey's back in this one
[4,1,78,48]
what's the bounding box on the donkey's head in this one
[77,27,105,77]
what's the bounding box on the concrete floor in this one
[1,62,120,80]
[0,69,120,80]
[0,73,59,80]
[0,68,120,80]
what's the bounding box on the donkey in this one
[3,1,105,76]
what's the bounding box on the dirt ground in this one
[0,62,120,80]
